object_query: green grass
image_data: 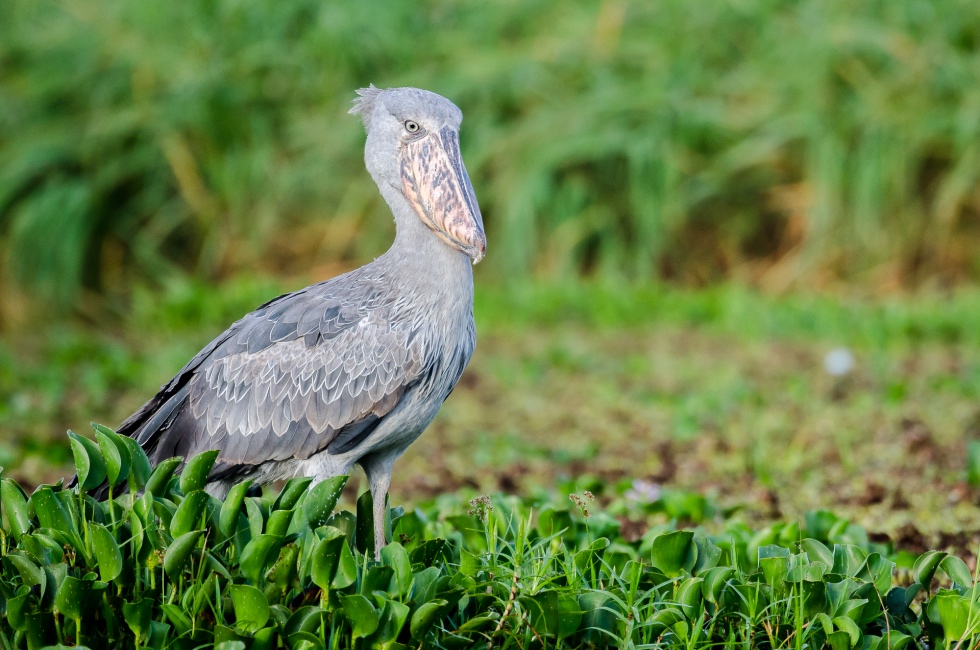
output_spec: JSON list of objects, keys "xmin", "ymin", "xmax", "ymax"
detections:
[
  {"xmin": 2, "ymin": 439, "xmax": 980, "ymax": 649},
  {"xmin": 2, "ymin": 0, "xmax": 980, "ymax": 312}
]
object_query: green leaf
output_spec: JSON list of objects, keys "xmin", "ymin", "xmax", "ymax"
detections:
[
  {"xmin": 333, "ymin": 539, "xmax": 358, "ymax": 589},
  {"xmin": 366, "ymin": 600, "xmax": 410, "ymax": 645},
  {"xmin": 913, "ymin": 550, "xmax": 947, "ymax": 588},
  {"xmin": 91, "ymin": 523, "xmax": 124, "ymax": 582},
  {"xmin": 230, "ymin": 584, "xmax": 270, "ymax": 634},
  {"xmin": 164, "ymin": 530, "xmax": 205, "ymax": 579},
  {"xmin": 121, "ymin": 436, "xmax": 153, "ymax": 490},
  {"xmin": 180, "ymin": 450, "xmax": 219, "ymax": 495},
  {"xmin": 246, "ymin": 497, "xmax": 268, "ymax": 537},
  {"xmin": 7, "ymin": 593, "xmax": 32, "ymax": 632},
  {"xmin": 940, "ymin": 555, "xmax": 973, "ymax": 587},
  {"xmin": 30, "ymin": 487, "xmax": 78, "ymax": 541},
  {"xmin": 381, "ymin": 542, "xmax": 412, "ymax": 598},
  {"xmin": 304, "ymin": 476, "xmax": 349, "ymax": 528},
  {"xmin": 93, "ymin": 424, "xmax": 131, "ymax": 488},
  {"xmin": 827, "ymin": 630, "xmax": 852, "ymax": 650},
  {"xmin": 265, "ymin": 509, "xmax": 294, "ymax": 537},
  {"xmin": 311, "ymin": 527, "xmax": 346, "ymax": 591},
  {"xmin": 170, "ymin": 490, "xmax": 209, "ymax": 538},
  {"xmin": 219, "ymin": 480, "xmax": 252, "ymax": 537},
  {"xmin": 934, "ymin": 591, "xmax": 972, "ymax": 642},
  {"xmin": 271, "ymin": 544, "xmax": 300, "ymax": 590},
  {"xmin": 857, "ymin": 553, "xmax": 895, "ymax": 594},
  {"xmin": 240, "ymin": 534, "xmax": 283, "ymax": 585},
  {"xmin": 123, "ymin": 599, "xmax": 153, "ymax": 642},
  {"xmin": 69, "ymin": 431, "xmax": 107, "ymax": 491},
  {"xmin": 215, "ymin": 642, "xmax": 246, "ymax": 650},
  {"xmin": 649, "ymin": 530, "xmax": 696, "ymax": 577},
  {"xmin": 145, "ymin": 457, "xmax": 182, "ymax": 497},
  {"xmin": 525, "ymin": 590, "xmax": 559, "ymax": 636},
  {"xmin": 341, "ymin": 594, "xmax": 380, "ymax": 641},
  {"xmin": 5, "ymin": 554, "xmax": 45, "ymax": 591},
  {"xmin": 801, "ymin": 538, "xmax": 834, "ymax": 566},
  {"xmin": 355, "ymin": 489, "xmax": 376, "ymax": 556},
  {"xmin": 273, "ymin": 476, "xmax": 313, "ymax": 511},
  {"xmin": 55, "ymin": 576, "xmax": 91, "ymax": 620},
  {"xmin": 1, "ymin": 478, "xmax": 31, "ymax": 537},
  {"xmin": 701, "ymin": 566, "xmax": 735, "ymax": 604},
  {"xmin": 410, "ymin": 599, "xmax": 448, "ymax": 640},
  {"xmin": 288, "ymin": 632, "xmax": 325, "ymax": 650},
  {"xmin": 833, "ymin": 616, "xmax": 862, "ymax": 647}
]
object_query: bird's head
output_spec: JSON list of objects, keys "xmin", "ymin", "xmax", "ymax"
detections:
[{"xmin": 351, "ymin": 85, "xmax": 486, "ymax": 264}]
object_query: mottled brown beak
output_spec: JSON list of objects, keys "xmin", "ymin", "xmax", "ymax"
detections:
[{"xmin": 401, "ymin": 126, "xmax": 486, "ymax": 263}]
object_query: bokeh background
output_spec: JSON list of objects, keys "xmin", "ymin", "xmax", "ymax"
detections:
[{"xmin": 2, "ymin": 0, "xmax": 980, "ymax": 547}]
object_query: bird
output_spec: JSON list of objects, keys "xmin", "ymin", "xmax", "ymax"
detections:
[{"xmin": 103, "ymin": 86, "xmax": 485, "ymax": 557}]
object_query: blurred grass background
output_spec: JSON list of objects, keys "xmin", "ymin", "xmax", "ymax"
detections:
[
  {"xmin": 2, "ymin": 0, "xmax": 980, "ymax": 311},
  {"xmin": 2, "ymin": 0, "xmax": 980, "ymax": 538}
]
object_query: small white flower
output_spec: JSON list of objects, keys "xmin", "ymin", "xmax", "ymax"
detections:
[
  {"xmin": 824, "ymin": 347, "xmax": 855, "ymax": 376},
  {"xmin": 624, "ymin": 479, "xmax": 661, "ymax": 504}
]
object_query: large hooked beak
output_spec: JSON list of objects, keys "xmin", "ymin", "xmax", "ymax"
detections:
[{"xmin": 401, "ymin": 126, "xmax": 486, "ymax": 264}]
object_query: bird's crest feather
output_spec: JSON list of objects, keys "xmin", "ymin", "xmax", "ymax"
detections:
[{"xmin": 349, "ymin": 84, "xmax": 383, "ymax": 129}]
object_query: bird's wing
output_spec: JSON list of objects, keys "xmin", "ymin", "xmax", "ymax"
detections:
[{"xmin": 146, "ymin": 280, "xmax": 427, "ymax": 476}]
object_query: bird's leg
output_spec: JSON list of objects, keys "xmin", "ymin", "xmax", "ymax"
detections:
[{"xmin": 362, "ymin": 457, "xmax": 393, "ymax": 561}]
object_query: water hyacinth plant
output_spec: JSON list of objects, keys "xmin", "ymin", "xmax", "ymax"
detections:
[{"xmin": 0, "ymin": 425, "xmax": 979, "ymax": 649}]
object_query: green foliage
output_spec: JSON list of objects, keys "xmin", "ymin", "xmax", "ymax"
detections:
[
  {"xmin": 2, "ymin": 0, "xmax": 980, "ymax": 310},
  {"xmin": 2, "ymin": 428, "xmax": 980, "ymax": 648}
]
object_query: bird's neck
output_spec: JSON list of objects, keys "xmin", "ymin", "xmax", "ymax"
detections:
[{"xmin": 376, "ymin": 184, "xmax": 474, "ymax": 302}]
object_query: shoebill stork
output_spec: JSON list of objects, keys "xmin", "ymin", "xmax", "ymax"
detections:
[{"xmin": 112, "ymin": 86, "xmax": 485, "ymax": 556}]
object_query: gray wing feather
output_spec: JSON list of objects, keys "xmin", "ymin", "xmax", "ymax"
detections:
[{"xmin": 178, "ymin": 285, "xmax": 424, "ymax": 469}]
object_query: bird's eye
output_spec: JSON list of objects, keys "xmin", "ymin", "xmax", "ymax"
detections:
[{"xmin": 404, "ymin": 120, "xmax": 420, "ymax": 133}]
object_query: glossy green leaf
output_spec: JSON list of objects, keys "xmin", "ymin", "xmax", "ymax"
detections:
[
  {"xmin": 525, "ymin": 590, "xmax": 559, "ymax": 636},
  {"xmin": 69, "ymin": 431, "xmax": 107, "ymax": 491},
  {"xmin": 341, "ymin": 594, "xmax": 379, "ymax": 641},
  {"xmin": 180, "ymin": 449, "xmax": 219, "ymax": 495},
  {"xmin": 333, "ymin": 539, "xmax": 358, "ymax": 589},
  {"xmin": 30, "ymin": 487, "xmax": 77, "ymax": 539},
  {"xmin": 366, "ymin": 599, "xmax": 410, "ymax": 645},
  {"xmin": 266, "ymin": 509, "xmax": 293, "ymax": 537},
  {"xmin": 288, "ymin": 632, "xmax": 325, "ymax": 650},
  {"xmin": 123, "ymin": 598, "xmax": 153, "ymax": 641},
  {"xmin": 940, "ymin": 555, "xmax": 973, "ymax": 587},
  {"xmin": 1, "ymin": 478, "xmax": 31, "ymax": 537},
  {"xmin": 273, "ymin": 476, "xmax": 313, "ymax": 511},
  {"xmin": 91, "ymin": 523, "xmax": 123, "ymax": 581},
  {"xmin": 801, "ymin": 537, "xmax": 834, "ymax": 566},
  {"xmin": 215, "ymin": 642, "xmax": 246, "ymax": 650},
  {"xmin": 833, "ymin": 615, "xmax": 862, "ymax": 647},
  {"xmin": 219, "ymin": 480, "xmax": 252, "ymax": 537},
  {"xmin": 271, "ymin": 544, "xmax": 300, "ymax": 590},
  {"xmin": 240, "ymin": 534, "xmax": 283, "ymax": 585},
  {"xmin": 55, "ymin": 576, "xmax": 90, "ymax": 620},
  {"xmin": 145, "ymin": 457, "xmax": 182, "ymax": 497},
  {"xmin": 410, "ymin": 599, "xmax": 448, "ymax": 640},
  {"xmin": 381, "ymin": 541, "xmax": 412, "ymax": 597},
  {"xmin": 246, "ymin": 497, "xmax": 268, "ymax": 537},
  {"xmin": 230, "ymin": 584, "xmax": 270, "ymax": 633},
  {"xmin": 121, "ymin": 436, "xmax": 153, "ymax": 490},
  {"xmin": 914, "ymin": 550, "xmax": 947, "ymax": 588},
  {"xmin": 355, "ymin": 489, "xmax": 376, "ymax": 556},
  {"xmin": 5, "ymin": 554, "xmax": 45, "ymax": 591},
  {"xmin": 310, "ymin": 527, "xmax": 346, "ymax": 591},
  {"xmin": 93, "ymin": 424, "xmax": 131, "ymax": 488},
  {"xmin": 650, "ymin": 530, "xmax": 696, "ymax": 577},
  {"xmin": 170, "ymin": 490, "xmax": 209, "ymax": 538},
  {"xmin": 304, "ymin": 476, "xmax": 349, "ymax": 528},
  {"xmin": 164, "ymin": 530, "xmax": 204, "ymax": 579}
]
